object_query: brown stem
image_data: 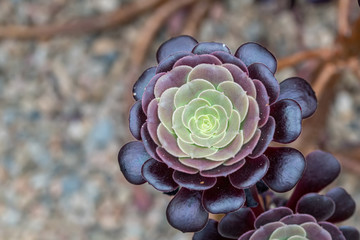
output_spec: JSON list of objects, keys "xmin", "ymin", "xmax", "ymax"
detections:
[
  {"xmin": 250, "ymin": 186, "xmax": 264, "ymax": 217},
  {"xmin": 312, "ymin": 62, "xmax": 338, "ymax": 99}
]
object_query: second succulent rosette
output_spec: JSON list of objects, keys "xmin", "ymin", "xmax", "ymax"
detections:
[{"xmin": 118, "ymin": 35, "xmax": 318, "ymax": 232}]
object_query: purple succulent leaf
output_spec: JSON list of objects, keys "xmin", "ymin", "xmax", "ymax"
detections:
[
  {"xmin": 296, "ymin": 193, "xmax": 335, "ymax": 221},
  {"xmin": 173, "ymin": 54, "xmax": 222, "ymax": 68},
  {"xmin": 200, "ymin": 159, "xmax": 246, "ymax": 178},
  {"xmin": 202, "ymin": 177, "xmax": 245, "ymax": 214},
  {"xmin": 339, "ymin": 226, "xmax": 360, "ymax": 240},
  {"xmin": 278, "ymin": 77, "xmax": 317, "ymax": 119},
  {"xmin": 287, "ymin": 151, "xmax": 340, "ymax": 210},
  {"xmin": 140, "ymin": 123, "xmax": 161, "ymax": 161},
  {"xmin": 248, "ymin": 117, "xmax": 275, "ymax": 159},
  {"xmin": 133, "ymin": 66, "xmax": 156, "ymax": 101},
  {"xmin": 141, "ymin": 72, "xmax": 165, "ymax": 114},
  {"xmin": 279, "ymin": 213, "xmax": 316, "ymax": 224},
  {"xmin": 156, "ymin": 35, "xmax": 198, "ymax": 63},
  {"xmin": 263, "ymin": 147, "xmax": 305, "ymax": 193},
  {"xmin": 179, "ymin": 158, "xmax": 223, "ymax": 171},
  {"xmin": 326, "ymin": 187, "xmax": 356, "ymax": 223},
  {"xmin": 129, "ymin": 100, "xmax": 146, "ymax": 140},
  {"xmin": 253, "ymin": 80, "xmax": 270, "ymax": 127},
  {"xmin": 156, "ymin": 51, "xmax": 193, "ymax": 73},
  {"xmin": 211, "ymin": 51, "xmax": 248, "ymax": 74},
  {"xmin": 301, "ymin": 222, "xmax": 333, "ymax": 240},
  {"xmin": 222, "ymin": 63, "xmax": 256, "ymax": 98},
  {"xmin": 193, "ymin": 219, "xmax": 232, "ymax": 240},
  {"xmin": 141, "ymin": 158, "xmax": 178, "ymax": 192},
  {"xmin": 270, "ymin": 99, "xmax": 302, "ymax": 143},
  {"xmin": 166, "ymin": 188, "xmax": 208, "ymax": 232},
  {"xmin": 319, "ymin": 222, "xmax": 346, "ymax": 240},
  {"xmin": 192, "ymin": 42, "xmax": 231, "ymax": 55},
  {"xmin": 254, "ymin": 207, "xmax": 293, "ymax": 228},
  {"xmin": 172, "ymin": 171, "xmax": 217, "ymax": 191},
  {"xmin": 146, "ymin": 99, "xmax": 160, "ymax": 145},
  {"xmin": 229, "ymin": 155, "xmax": 270, "ymax": 189},
  {"xmin": 235, "ymin": 42, "xmax": 277, "ymax": 74},
  {"xmin": 248, "ymin": 63, "xmax": 279, "ymax": 104},
  {"xmin": 118, "ymin": 141, "xmax": 150, "ymax": 185},
  {"xmin": 238, "ymin": 230, "xmax": 255, "ymax": 240},
  {"xmin": 156, "ymin": 147, "xmax": 198, "ymax": 174},
  {"xmin": 218, "ymin": 208, "xmax": 256, "ymax": 239},
  {"xmin": 251, "ymin": 222, "xmax": 285, "ymax": 239}
]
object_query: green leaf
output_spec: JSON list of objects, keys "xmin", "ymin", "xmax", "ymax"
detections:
[
  {"xmin": 172, "ymin": 106, "xmax": 193, "ymax": 144},
  {"xmin": 158, "ymin": 87, "xmax": 178, "ymax": 133},
  {"xmin": 198, "ymin": 89, "xmax": 233, "ymax": 117},
  {"xmin": 174, "ymin": 79, "xmax": 214, "ymax": 108}
]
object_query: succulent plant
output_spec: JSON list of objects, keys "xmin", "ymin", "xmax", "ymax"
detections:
[
  {"xmin": 193, "ymin": 151, "xmax": 359, "ymax": 240},
  {"xmin": 118, "ymin": 35, "xmax": 318, "ymax": 232}
]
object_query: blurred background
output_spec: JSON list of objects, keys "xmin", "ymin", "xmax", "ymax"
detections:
[{"xmin": 0, "ymin": 0, "xmax": 359, "ymax": 239}]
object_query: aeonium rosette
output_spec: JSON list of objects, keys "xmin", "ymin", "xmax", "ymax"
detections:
[{"xmin": 118, "ymin": 35, "xmax": 318, "ymax": 232}]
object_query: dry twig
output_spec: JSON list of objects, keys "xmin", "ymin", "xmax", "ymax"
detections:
[{"xmin": 182, "ymin": 0, "xmax": 212, "ymax": 36}]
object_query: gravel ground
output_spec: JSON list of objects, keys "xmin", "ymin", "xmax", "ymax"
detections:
[{"xmin": 0, "ymin": 0, "xmax": 359, "ymax": 239}]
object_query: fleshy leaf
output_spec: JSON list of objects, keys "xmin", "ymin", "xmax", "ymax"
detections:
[
  {"xmin": 129, "ymin": 100, "xmax": 146, "ymax": 140},
  {"xmin": 188, "ymin": 64, "xmax": 234, "ymax": 87},
  {"xmin": 141, "ymin": 72, "xmax": 165, "ymax": 114},
  {"xmin": 301, "ymin": 223, "xmax": 333, "ymax": 239},
  {"xmin": 179, "ymin": 157, "xmax": 223, "ymax": 171},
  {"xmin": 141, "ymin": 123, "xmax": 161, "ymax": 161},
  {"xmin": 206, "ymin": 133, "xmax": 244, "ymax": 161},
  {"xmin": 212, "ymin": 110, "xmax": 241, "ymax": 148},
  {"xmin": 157, "ymin": 123, "xmax": 187, "ymax": 157},
  {"xmin": 118, "ymin": 141, "xmax": 150, "ymax": 185},
  {"xmin": 174, "ymin": 79, "xmax": 215, "ymax": 108},
  {"xmin": 263, "ymin": 147, "xmax": 305, "ymax": 192},
  {"xmin": 177, "ymin": 138, "xmax": 217, "ymax": 159},
  {"xmin": 249, "ymin": 116, "xmax": 275, "ymax": 159},
  {"xmin": 229, "ymin": 155, "xmax": 269, "ymax": 189},
  {"xmin": 254, "ymin": 207, "xmax": 293, "ymax": 228},
  {"xmin": 269, "ymin": 225, "xmax": 306, "ymax": 239},
  {"xmin": 156, "ymin": 52, "xmax": 192, "ymax": 73},
  {"xmin": 158, "ymin": 87, "xmax": 178, "ymax": 133},
  {"xmin": 218, "ymin": 208, "xmax": 256, "ymax": 239},
  {"xmin": 172, "ymin": 171, "xmax": 216, "ymax": 191},
  {"xmin": 193, "ymin": 219, "xmax": 231, "ymax": 240},
  {"xmin": 166, "ymin": 188, "xmax": 208, "ymax": 232},
  {"xmin": 239, "ymin": 231, "xmax": 255, "ymax": 240},
  {"xmin": 250, "ymin": 222, "xmax": 285, "ymax": 240},
  {"xmin": 242, "ymin": 97, "xmax": 260, "ymax": 143},
  {"xmin": 133, "ymin": 67, "xmax": 156, "ymax": 100},
  {"xmin": 211, "ymin": 51, "xmax": 248, "ymax": 74},
  {"xmin": 318, "ymin": 222, "xmax": 346, "ymax": 240},
  {"xmin": 142, "ymin": 159, "xmax": 178, "ymax": 192},
  {"xmin": 200, "ymin": 159, "xmax": 246, "ymax": 177},
  {"xmin": 198, "ymin": 90, "xmax": 233, "ymax": 117},
  {"xmin": 174, "ymin": 54, "xmax": 222, "ymax": 68},
  {"xmin": 235, "ymin": 42, "xmax": 277, "ymax": 73},
  {"xmin": 326, "ymin": 187, "xmax": 356, "ymax": 223},
  {"xmin": 192, "ymin": 42, "xmax": 231, "ymax": 55},
  {"xmin": 296, "ymin": 193, "xmax": 335, "ymax": 221},
  {"xmin": 202, "ymin": 177, "xmax": 245, "ymax": 214},
  {"xmin": 183, "ymin": 98, "xmax": 211, "ymax": 128},
  {"xmin": 280, "ymin": 213, "xmax": 316, "ymax": 224},
  {"xmin": 222, "ymin": 63, "xmax": 256, "ymax": 98},
  {"xmin": 156, "ymin": 35, "xmax": 198, "ymax": 63},
  {"xmin": 172, "ymin": 106, "xmax": 193, "ymax": 143},
  {"xmin": 147, "ymin": 99, "xmax": 161, "ymax": 145},
  {"xmin": 156, "ymin": 147, "xmax": 198, "ymax": 174},
  {"xmin": 339, "ymin": 226, "xmax": 360, "ymax": 240},
  {"xmin": 253, "ymin": 80, "xmax": 270, "ymax": 127}
]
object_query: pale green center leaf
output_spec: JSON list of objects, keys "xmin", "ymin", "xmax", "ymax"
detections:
[
  {"xmin": 174, "ymin": 79, "xmax": 214, "ymax": 108},
  {"xmin": 198, "ymin": 89, "xmax": 233, "ymax": 117},
  {"xmin": 269, "ymin": 225, "xmax": 307, "ymax": 240}
]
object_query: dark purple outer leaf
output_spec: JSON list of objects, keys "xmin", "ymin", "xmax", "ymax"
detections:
[
  {"xmin": 118, "ymin": 141, "xmax": 150, "ymax": 185},
  {"xmin": 156, "ymin": 147, "xmax": 198, "ymax": 174},
  {"xmin": 248, "ymin": 63, "xmax": 279, "ymax": 104},
  {"xmin": 140, "ymin": 123, "xmax": 160, "ymax": 161},
  {"xmin": 218, "ymin": 208, "xmax": 256, "ymax": 239},
  {"xmin": 270, "ymin": 99, "xmax": 302, "ymax": 143},
  {"xmin": 238, "ymin": 231, "xmax": 255, "ymax": 240},
  {"xmin": 142, "ymin": 159, "xmax": 178, "ymax": 192},
  {"xmin": 263, "ymin": 147, "xmax": 305, "ymax": 192},
  {"xmin": 172, "ymin": 171, "xmax": 216, "ymax": 191},
  {"xmin": 326, "ymin": 187, "xmax": 356, "ymax": 223},
  {"xmin": 193, "ymin": 219, "xmax": 231, "ymax": 240},
  {"xmin": 280, "ymin": 213, "xmax": 316, "ymax": 225},
  {"xmin": 156, "ymin": 52, "xmax": 192, "ymax": 73},
  {"xmin": 173, "ymin": 54, "xmax": 222, "ymax": 68},
  {"xmin": 202, "ymin": 177, "xmax": 245, "ymax": 214},
  {"xmin": 296, "ymin": 193, "xmax": 335, "ymax": 221},
  {"xmin": 200, "ymin": 159, "xmax": 246, "ymax": 177},
  {"xmin": 166, "ymin": 188, "xmax": 208, "ymax": 233},
  {"xmin": 156, "ymin": 35, "xmax": 198, "ymax": 63},
  {"xmin": 287, "ymin": 150, "xmax": 340, "ymax": 210},
  {"xmin": 229, "ymin": 155, "xmax": 270, "ymax": 189},
  {"xmin": 235, "ymin": 42, "xmax": 277, "ymax": 74},
  {"xmin": 319, "ymin": 222, "xmax": 346, "ymax": 240},
  {"xmin": 278, "ymin": 77, "xmax": 317, "ymax": 119},
  {"xmin": 249, "ymin": 116, "xmax": 275, "ymax": 159},
  {"xmin": 133, "ymin": 67, "xmax": 156, "ymax": 101},
  {"xmin": 211, "ymin": 51, "xmax": 248, "ymax": 74},
  {"xmin": 129, "ymin": 100, "xmax": 146, "ymax": 140},
  {"xmin": 192, "ymin": 42, "xmax": 231, "ymax": 55},
  {"xmin": 339, "ymin": 226, "xmax": 360, "ymax": 240},
  {"xmin": 254, "ymin": 207, "xmax": 293, "ymax": 229}
]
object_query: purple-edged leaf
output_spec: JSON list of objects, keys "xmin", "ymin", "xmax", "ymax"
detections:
[
  {"xmin": 249, "ymin": 117, "xmax": 275, "ymax": 159},
  {"xmin": 278, "ymin": 77, "xmax": 317, "ymax": 119},
  {"xmin": 222, "ymin": 63, "xmax": 256, "ymax": 98},
  {"xmin": 142, "ymin": 159, "xmax": 178, "ymax": 192},
  {"xmin": 211, "ymin": 51, "xmax": 248, "ymax": 74},
  {"xmin": 173, "ymin": 54, "xmax": 222, "ymax": 68},
  {"xmin": 146, "ymin": 99, "xmax": 160, "ymax": 145},
  {"xmin": 319, "ymin": 222, "xmax": 346, "ymax": 240},
  {"xmin": 193, "ymin": 219, "xmax": 231, "ymax": 240},
  {"xmin": 118, "ymin": 141, "xmax": 150, "ymax": 185},
  {"xmin": 192, "ymin": 42, "xmax": 231, "ymax": 55},
  {"xmin": 141, "ymin": 73, "xmax": 165, "ymax": 114},
  {"xmin": 263, "ymin": 147, "xmax": 305, "ymax": 192},
  {"xmin": 235, "ymin": 42, "xmax": 277, "ymax": 73},
  {"xmin": 129, "ymin": 100, "xmax": 146, "ymax": 140},
  {"xmin": 173, "ymin": 171, "xmax": 216, "ymax": 191},
  {"xmin": 133, "ymin": 67, "xmax": 156, "ymax": 101},
  {"xmin": 296, "ymin": 193, "xmax": 335, "ymax": 221},
  {"xmin": 140, "ymin": 123, "xmax": 160, "ymax": 161},
  {"xmin": 179, "ymin": 158, "xmax": 223, "ymax": 171},
  {"xmin": 339, "ymin": 226, "xmax": 360, "ymax": 240},
  {"xmin": 248, "ymin": 63, "xmax": 279, "ymax": 104},
  {"xmin": 253, "ymin": 80, "xmax": 270, "ymax": 127},
  {"xmin": 326, "ymin": 187, "xmax": 356, "ymax": 223},
  {"xmin": 302, "ymin": 222, "xmax": 333, "ymax": 240},
  {"xmin": 200, "ymin": 159, "xmax": 246, "ymax": 177},
  {"xmin": 166, "ymin": 188, "xmax": 208, "ymax": 232},
  {"xmin": 287, "ymin": 151, "xmax": 340, "ymax": 210},
  {"xmin": 156, "ymin": 147, "xmax": 198, "ymax": 174},
  {"xmin": 254, "ymin": 207, "xmax": 293, "ymax": 228},
  {"xmin": 279, "ymin": 213, "xmax": 316, "ymax": 224},
  {"xmin": 218, "ymin": 208, "xmax": 256, "ymax": 239},
  {"xmin": 202, "ymin": 177, "xmax": 245, "ymax": 214},
  {"xmin": 238, "ymin": 230, "xmax": 255, "ymax": 240},
  {"xmin": 156, "ymin": 35, "xmax": 198, "ymax": 63},
  {"xmin": 229, "ymin": 155, "xmax": 269, "ymax": 189},
  {"xmin": 270, "ymin": 99, "xmax": 302, "ymax": 143},
  {"xmin": 156, "ymin": 52, "xmax": 192, "ymax": 73}
]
